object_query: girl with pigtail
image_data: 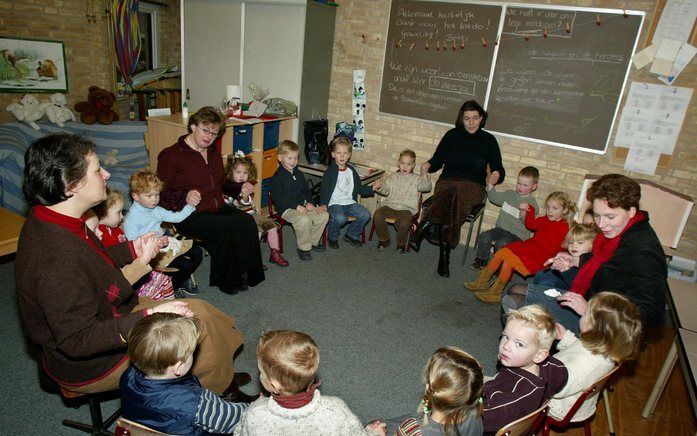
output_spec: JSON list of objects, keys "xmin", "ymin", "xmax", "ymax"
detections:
[
  {"xmin": 225, "ymin": 152, "xmax": 289, "ymax": 267},
  {"xmin": 374, "ymin": 346, "xmax": 484, "ymax": 435}
]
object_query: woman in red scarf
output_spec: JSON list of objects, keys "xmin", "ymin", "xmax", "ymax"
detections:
[{"xmin": 503, "ymin": 174, "xmax": 668, "ymax": 334}]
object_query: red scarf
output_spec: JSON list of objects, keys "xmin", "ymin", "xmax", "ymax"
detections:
[
  {"xmin": 570, "ymin": 211, "xmax": 645, "ymax": 296},
  {"xmin": 272, "ymin": 381, "xmax": 321, "ymax": 409},
  {"xmin": 34, "ymin": 205, "xmax": 115, "ymax": 267}
]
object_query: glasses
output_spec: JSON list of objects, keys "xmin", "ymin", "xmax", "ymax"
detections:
[{"xmin": 198, "ymin": 125, "xmax": 220, "ymax": 137}]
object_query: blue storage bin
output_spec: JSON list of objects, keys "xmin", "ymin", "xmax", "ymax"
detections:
[
  {"xmin": 263, "ymin": 121, "xmax": 280, "ymax": 151},
  {"xmin": 233, "ymin": 125, "xmax": 254, "ymax": 155},
  {"xmin": 261, "ymin": 179, "xmax": 272, "ymax": 207}
]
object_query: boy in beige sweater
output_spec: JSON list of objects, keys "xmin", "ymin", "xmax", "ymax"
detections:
[{"xmin": 373, "ymin": 149, "xmax": 432, "ymax": 252}]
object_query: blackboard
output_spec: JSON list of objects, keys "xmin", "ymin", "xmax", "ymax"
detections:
[
  {"xmin": 379, "ymin": 0, "xmax": 503, "ymax": 125},
  {"xmin": 378, "ymin": 1, "xmax": 644, "ymax": 154},
  {"xmin": 485, "ymin": 6, "xmax": 643, "ymax": 153}
]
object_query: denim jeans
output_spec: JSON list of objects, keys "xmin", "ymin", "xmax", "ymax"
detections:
[
  {"xmin": 524, "ymin": 283, "xmax": 581, "ymax": 334},
  {"xmin": 474, "ymin": 227, "xmax": 521, "ymax": 262},
  {"xmin": 533, "ymin": 268, "xmax": 578, "ymax": 290},
  {"xmin": 327, "ymin": 203, "xmax": 371, "ymax": 241}
]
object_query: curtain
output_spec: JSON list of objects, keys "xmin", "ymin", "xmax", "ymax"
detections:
[{"xmin": 111, "ymin": 0, "xmax": 141, "ymax": 88}]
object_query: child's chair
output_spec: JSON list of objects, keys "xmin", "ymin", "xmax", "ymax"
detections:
[
  {"xmin": 115, "ymin": 417, "xmax": 166, "ymax": 435},
  {"xmin": 495, "ymin": 401, "xmax": 548, "ymax": 436},
  {"xmin": 368, "ymin": 193, "xmax": 423, "ymax": 252},
  {"xmin": 541, "ymin": 364, "xmax": 621, "ymax": 436},
  {"xmin": 267, "ymin": 191, "xmax": 328, "ymax": 252}
]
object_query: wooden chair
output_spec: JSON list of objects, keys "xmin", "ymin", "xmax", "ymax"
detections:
[
  {"xmin": 115, "ymin": 417, "xmax": 167, "ymax": 435},
  {"xmin": 460, "ymin": 202, "xmax": 486, "ymax": 264},
  {"xmin": 541, "ymin": 365, "xmax": 621, "ymax": 436},
  {"xmin": 367, "ymin": 193, "xmax": 423, "ymax": 252},
  {"xmin": 495, "ymin": 401, "xmax": 548, "ymax": 436}
]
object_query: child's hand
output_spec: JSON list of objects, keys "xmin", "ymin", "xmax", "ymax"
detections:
[
  {"xmin": 488, "ymin": 170, "xmax": 500, "ymax": 187},
  {"xmin": 317, "ymin": 205, "xmax": 327, "ymax": 213},
  {"xmin": 372, "ymin": 179, "xmax": 383, "ymax": 191},
  {"xmin": 186, "ymin": 189, "xmax": 201, "ymax": 207},
  {"xmin": 519, "ymin": 202, "xmax": 530, "ymax": 211},
  {"xmin": 306, "ymin": 203, "xmax": 315, "ymax": 211},
  {"xmin": 241, "ymin": 182, "xmax": 255, "ymax": 197},
  {"xmin": 157, "ymin": 236, "xmax": 169, "ymax": 249},
  {"xmin": 365, "ymin": 421, "xmax": 387, "ymax": 436},
  {"xmin": 555, "ymin": 322, "xmax": 566, "ymax": 340},
  {"xmin": 134, "ymin": 236, "xmax": 159, "ymax": 264},
  {"xmin": 545, "ymin": 252, "xmax": 573, "ymax": 272},
  {"xmin": 421, "ymin": 170, "xmax": 430, "ymax": 180},
  {"xmin": 420, "ymin": 162, "xmax": 431, "ymax": 174},
  {"xmin": 558, "ymin": 292, "xmax": 588, "ymax": 316},
  {"xmin": 296, "ymin": 205, "xmax": 307, "ymax": 213}
]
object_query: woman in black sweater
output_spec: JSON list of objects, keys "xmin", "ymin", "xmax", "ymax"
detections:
[{"xmin": 411, "ymin": 100, "xmax": 505, "ymax": 277}]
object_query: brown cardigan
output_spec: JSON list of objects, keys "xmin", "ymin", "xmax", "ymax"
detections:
[{"xmin": 15, "ymin": 212, "xmax": 146, "ymax": 386}]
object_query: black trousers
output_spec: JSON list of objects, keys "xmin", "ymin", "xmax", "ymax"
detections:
[{"xmin": 166, "ymin": 245, "xmax": 203, "ymax": 289}]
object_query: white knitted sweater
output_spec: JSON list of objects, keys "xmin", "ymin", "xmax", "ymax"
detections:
[{"xmin": 233, "ymin": 390, "xmax": 373, "ymax": 436}]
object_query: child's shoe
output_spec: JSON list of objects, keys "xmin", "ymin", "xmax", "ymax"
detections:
[
  {"xmin": 469, "ymin": 258, "xmax": 487, "ymax": 270},
  {"xmin": 464, "ymin": 268, "xmax": 494, "ymax": 292},
  {"xmin": 377, "ymin": 240, "xmax": 390, "ymax": 251},
  {"xmin": 312, "ymin": 243, "xmax": 326, "ymax": 252},
  {"xmin": 475, "ymin": 280, "xmax": 506, "ymax": 304},
  {"xmin": 269, "ymin": 249, "xmax": 289, "ymax": 266},
  {"xmin": 328, "ymin": 239, "xmax": 340, "ymax": 249},
  {"xmin": 176, "ymin": 278, "xmax": 200, "ymax": 297},
  {"xmin": 343, "ymin": 234, "xmax": 363, "ymax": 247},
  {"xmin": 296, "ymin": 248, "xmax": 313, "ymax": 261},
  {"xmin": 396, "ymin": 245, "xmax": 406, "ymax": 253}
]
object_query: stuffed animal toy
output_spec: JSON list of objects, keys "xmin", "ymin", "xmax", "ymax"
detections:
[
  {"xmin": 40, "ymin": 93, "xmax": 76, "ymax": 128},
  {"xmin": 103, "ymin": 149, "xmax": 119, "ymax": 166},
  {"xmin": 74, "ymin": 85, "xmax": 120, "ymax": 125},
  {"xmin": 6, "ymin": 94, "xmax": 44, "ymax": 130}
]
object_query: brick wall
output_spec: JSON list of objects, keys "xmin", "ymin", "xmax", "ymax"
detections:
[
  {"xmin": 328, "ymin": 0, "xmax": 697, "ymax": 258},
  {"xmin": 0, "ymin": 0, "xmax": 180, "ymax": 122}
]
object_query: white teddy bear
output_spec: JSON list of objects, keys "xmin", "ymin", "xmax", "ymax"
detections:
[
  {"xmin": 40, "ymin": 93, "xmax": 76, "ymax": 128},
  {"xmin": 6, "ymin": 94, "xmax": 44, "ymax": 130}
]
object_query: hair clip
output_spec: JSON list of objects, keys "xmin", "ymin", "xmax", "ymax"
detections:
[
  {"xmin": 478, "ymin": 397, "xmax": 484, "ymax": 405},
  {"xmin": 421, "ymin": 398, "xmax": 431, "ymax": 415},
  {"xmin": 234, "ymin": 150, "xmax": 247, "ymax": 159}
]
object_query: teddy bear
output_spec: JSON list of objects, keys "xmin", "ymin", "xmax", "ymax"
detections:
[
  {"xmin": 74, "ymin": 85, "xmax": 120, "ymax": 125},
  {"xmin": 6, "ymin": 94, "xmax": 45, "ymax": 131},
  {"xmin": 40, "ymin": 93, "xmax": 76, "ymax": 128}
]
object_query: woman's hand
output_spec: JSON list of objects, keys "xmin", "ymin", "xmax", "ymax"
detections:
[
  {"xmin": 545, "ymin": 252, "xmax": 574, "ymax": 272},
  {"xmin": 150, "ymin": 300, "xmax": 194, "ymax": 317},
  {"xmin": 557, "ymin": 292, "xmax": 588, "ymax": 316},
  {"xmin": 305, "ymin": 203, "xmax": 315, "ymax": 211},
  {"xmin": 420, "ymin": 162, "xmax": 431, "ymax": 174},
  {"xmin": 133, "ymin": 232, "xmax": 160, "ymax": 259},
  {"xmin": 296, "ymin": 205, "xmax": 307, "ymax": 213},
  {"xmin": 241, "ymin": 182, "xmax": 255, "ymax": 198},
  {"xmin": 186, "ymin": 189, "xmax": 201, "ymax": 207},
  {"xmin": 488, "ymin": 170, "xmax": 500, "ymax": 187}
]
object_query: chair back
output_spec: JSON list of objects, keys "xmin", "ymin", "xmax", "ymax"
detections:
[
  {"xmin": 495, "ymin": 401, "xmax": 549, "ymax": 436},
  {"xmin": 115, "ymin": 417, "xmax": 167, "ymax": 436},
  {"xmin": 548, "ymin": 364, "xmax": 621, "ymax": 427},
  {"xmin": 267, "ymin": 191, "xmax": 276, "ymax": 216}
]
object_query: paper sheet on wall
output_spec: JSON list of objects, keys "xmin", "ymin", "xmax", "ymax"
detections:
[
  {"xmin": 652, "ymin": 0, "xmax": 697, "ymax": 44},
  {"xmin": 650, "ymin": 38, "xmax": 683, "ymax": 75},
  {"xmin": 658, "ymin": 42, "xmax": 697, "ymax": 85},
  {"xmin": 633, "ymin": 44, "xmax": 658, "ymax": 69},
  {"xmin": 624, "ymin": 141, "xmax": 662, "ymax": 175},
  {"xmin": 615, "ymin": 82, "xmax": 693, "ymax": 157}
]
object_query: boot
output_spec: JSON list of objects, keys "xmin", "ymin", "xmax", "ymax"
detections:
[
  {"xmin": 269, "ymin": 249, "xmax": 289, "ymax": 267},
  {"xmin": 475, "ymin": 280, "xmax": 506, "ymax": 304},
  {"xmin": 409, "ymin": 221, "xmax": 431, "ymax": 253},
  {"xmin": 464, "ymin": 268, "xmax": 494, "ymax": 291},
  {"xmin": 437, "ymin": 230, "xmax": 450, "ymax": 277}
]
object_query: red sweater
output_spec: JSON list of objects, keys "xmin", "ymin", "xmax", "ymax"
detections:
[
  {"xmin": 504, "ymin": 206, "xmax": 569, "ymax": 274},
  {"xmin": 99, "ymin": 224, "xmax": 128, "ymax": 247}
]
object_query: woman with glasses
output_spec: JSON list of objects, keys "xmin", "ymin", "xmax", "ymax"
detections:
[
  {"xmin": 157, "ymin": 106, "xmax": 264, "ymax": 294},
  {"xmin": 410, "ymin": 100, "xmax": 505, "ymax": 278}
]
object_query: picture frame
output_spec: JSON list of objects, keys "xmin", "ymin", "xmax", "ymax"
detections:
[{"xmin": 0, "ymin": 36, "xmax": 68, "ymax": 93}]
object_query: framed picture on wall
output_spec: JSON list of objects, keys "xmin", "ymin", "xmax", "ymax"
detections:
[{"xmin": 0, "ymin": 36, "xmax": 68, "ymax": 93}]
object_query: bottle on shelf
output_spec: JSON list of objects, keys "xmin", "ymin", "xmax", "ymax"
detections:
[{"xmin": 182, "ymin": 100, "xmax": 189, "ymax": 119}]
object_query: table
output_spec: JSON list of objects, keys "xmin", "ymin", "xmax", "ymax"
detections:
[
  {"xmin": 0, "ymin": 207, "xmax": 26, "ymax": 257},
  {"xmin": 297, "ymin": 162, "xmax": 385, "ymax": 186},
  {"xmin": 642, "ymin": 278, "xmax": 697, "ymax": 418}
]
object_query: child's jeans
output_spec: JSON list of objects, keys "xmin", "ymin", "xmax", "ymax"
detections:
[
  {"xmin": 533, "ymin": 267, "xmax": 578, "ymax": 290},
  {"xmin": 475, "ymin": 227, "xmax": 521, "ymax": 261},
  {"xmin": 327, "ymin": 203, "xmax": 371, "ymax": 241}
]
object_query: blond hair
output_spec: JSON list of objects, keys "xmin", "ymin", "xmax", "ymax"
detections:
[
  {"xmin": 129, "ymin": 170, "xmax": 164, "ymax": 195},
  {"xmin": 581, "ymin": 292, "xmax": 642, "ymax": 362},
  {"xmin": 330, "ymin": 136, "xmax": 351, "ymax": 152},
  {"xmin": 226, "ymin": 155, "xmax": 258, "ymax": 184},
  {"xmin": 545, "ymin": 191, "xmax": 577, "ymax": 223},
  {"xmin": 257, "ymin": 330, "xmax": 319, "ymax": 394},
  {"xmin": 278, "ymin": 140, "xmax": 300, "ymax": 156},
  {"xmin": 399, "ymin": 149, "xmax": 416, "ymax": 161},
  {"xmin": 420, "ymin": 347, "xmax": 483, "ymax": 434},
  {"xmin": 562, "ymin": 223, "xmax": 598, "ymax": 249},
  {"xmin": 127, "ymin": 313, "xmax": 201, "ymax": 376},
  {"xmin": 93, "ymin": 187, "xmax": 125, "ymax": 219},
  {"xmin": 506, "ymin": 305, "xmax": 556, "ymax": 350}
]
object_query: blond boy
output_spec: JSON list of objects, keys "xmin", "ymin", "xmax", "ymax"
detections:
[
  {"xmin": 120, "ymin": 313, "xmax": 248, "ymax": 434},
  {"xmin": 269, "ymin": 141, "xmax": 329, "ymax": 261},
  {"xmin": 482, "ymin": 305, "xmax": 568, "ymax": 433},
  {"xmin": 233, "ymin": 330, "xmax": 386, "ymax": 436}
]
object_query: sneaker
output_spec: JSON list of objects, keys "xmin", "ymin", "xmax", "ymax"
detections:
[
  {"xmin": 343, "ymin": 234, "xmax": 363, "ymax": 247},
  {"xmin": 469, "ymin": 258, "xmax": 488, "ymax": 270},
  {"xmin": 177, "ymin": 278, "xmax": 200, "ymax": 296},
  {"xmin": 377, "ymin": 240, "xmax": 390, "ymax": 251},
  {"xmin": 328, "ymin": 239, "xmax": 340, "ymax": 249},
  {"xmin": 269, "ymin": 249, "xmax": 289, "ymax": 266},
  {"xmin": 297, "ymin": 248, "xmax": 313, "ymax": 261},
  {"xmin": 396, "ymin": 245, "xmax": 406, "ymax": 253},
  {"xmin": 312, "ymin": 243, "xmax": 326, "ymax": 252}
]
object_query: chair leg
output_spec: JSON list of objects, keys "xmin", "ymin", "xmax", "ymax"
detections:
[
  {"xmin": 361, "ymin": 227, "xmax": 366, "ymax": 243},
  {"xmin": 368, "ymin": 222, "xmax": 375, "ymax": 241},
  {"xmin": 62, "ymin": 396, "xmax": 120, "ymax": 436},
  {"xmin": 584, "ymin": 420, "xmax": 592, "ymax": 436},
  {"xmin": 603, "ymin": 389, "xmax": 615, "ymax": 436},
  {"xmin": 462, "ymin": 220, "xmax": 475, "ymax": 265},
  {"xmin": 542, "ymin": 419, "xmax": 552, "ymax": 436}
]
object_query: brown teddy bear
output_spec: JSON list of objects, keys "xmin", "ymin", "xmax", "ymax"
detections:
[{"xmin": 74, "ymin": 86, "xmax": 120, "ymax": 125}]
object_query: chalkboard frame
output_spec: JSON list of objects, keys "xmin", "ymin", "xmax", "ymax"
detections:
[{"xmin": 484, "ymin": 4, "xmax": 645, "ymax": 154}]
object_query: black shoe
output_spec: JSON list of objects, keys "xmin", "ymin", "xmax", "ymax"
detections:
[
  {"xmin": 221, "ymin": 284, "xmax": 248, "ymax": 294},
  {"xmin": 312, "ymin": 243, "xmax": 326, "ymax": 252},
  {"xmin": 470, "ymin": 258, "xmax": 487, "ymax": 270},
  {"xmin": 377, "ymin": 240, "xmax": 390, "ymax": 251},
  {"xmin": 409, "ymin": 221, "xmax": 431, "ymax": 252},
  {"xmin": 328, "ymin": 239, "xmax": 339, "ymax": 249},
  {"xmin": 396, "ymin": 245, "xmax": 406, "ymax": 254},
  {"xmin": 297, "ymin": 248, "xmax": 313, "ymax": 261},
  {"xmin": 177, "ymin": 278, "xmax": 200, "ymax": 296},
  {"xmin": 343, "ymin": 234, "xmax": 363, "ymax": 247}
]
